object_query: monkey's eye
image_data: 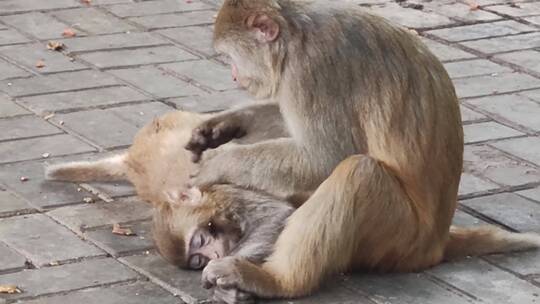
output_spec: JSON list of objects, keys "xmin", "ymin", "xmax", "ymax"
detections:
[{"xmin": 207, "ymin": 221, "xmax": 217, "ymax": 237}]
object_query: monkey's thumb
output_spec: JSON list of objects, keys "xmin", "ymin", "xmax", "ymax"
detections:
[{"xmin": 444, "ymin": 225, "xmax": 540, "ymax": 261}]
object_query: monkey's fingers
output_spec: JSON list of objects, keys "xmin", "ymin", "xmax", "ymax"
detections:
[{"xmin": 213, "ymin": 287, "xmax": 254, "ymax": 304}]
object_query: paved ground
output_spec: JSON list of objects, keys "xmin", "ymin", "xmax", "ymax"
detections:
[{"xmin": 0, "ymin": 0, "xmax": 540, "ymax": 303}]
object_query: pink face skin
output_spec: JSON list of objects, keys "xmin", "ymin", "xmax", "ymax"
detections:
[{"xmin": 186, "ymin": 225, "xmax": 232, "ymax": 270}]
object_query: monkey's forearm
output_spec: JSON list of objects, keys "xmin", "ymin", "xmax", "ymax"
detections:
[{"xmin": 194, "ymin": 138, "xmax": 322, "ymax": 199}]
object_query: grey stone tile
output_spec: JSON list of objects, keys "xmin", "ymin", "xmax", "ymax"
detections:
[
  {"xmin": 426, "ymin": 2, "xmax": 502, "ymax": 22},
  {"xmin": 84, "ymin": 221, "xmax": 154, "ymax": 256},
  {"xmin": 0, "ymin": 187, "xmax": 35, "ymax": 217},
  {"xmin": 0, "ymin": 29, "xmax": 31, "ymax": 46},
  {"xmin": 444, "ymin": 59, "xmax": 512, "ymax": 79},
  {"xmin": 521, "ymin": 90, "xmax": 540, "ymax": 103},
  {"xmin": 121, "ymin": 253, "xmax": 209, "ymax": 301},
  {"xmin": 0, "ymin": 242, "xmax": 27, "ymax": 273},
  {"xmin": 106, "ymin": 0, "xmax": 213, "ymax": 18},
  {"xmin": 367, "ymin": 3, "xmax": 454, "ymax": 29},
  {"xmin": 60, "ymin": 32, "xmax": 169, "ymax": 53},
  {"xmin": 0, "ymin": 134, "xmax": 96, "ymax": 164},
  {"xmin": 491, "ymin": 136, "xmax": 540, "ymax": 166},
  {"xmin": 486, "ymin": 3, "xmax": 540, "ymax": 17},
  {"xmin": 169, "ymin": 90, "xmax": 252, "ymax": 113},
  {"xmin": 346, "ymin": 273, "xmax": 474, "ymax": 304},
  {"xmin": 461, "ymin": 193, "xmax": 540, "ymax": 232},
  {"xmin": 47, "ymin": 197, "xmax": 152, "ymax": 232},
  {"xmin": 53, "ymin": 109, "xmax": 140, "ymax": 149},
  {"xmin": 109, "ymin": 66, "xmax": 204, "ymax": 98},
  {"xmin": 109, "ymin": 102, "xmax": 174, "ymax": 128},
  {"xmin": 161, "ymin": 60, "xmax": 236, "ymax": 91},
  {"xmin": 128, "ymin": 11, "xmax": 216, "ymax": 30},
  {"xmin": 0, "ymin": 116, "xmax": 61, "ymax": 141},
  {"xmin": 463, "ymin": 121, "xmax": 523, "ymax": 144},
  {"xmin": 78, "ymin": 46, "xmax": 198, "ymax": 69},
  {"xmin": 52, "ymin": 7, "xmax": 136, "ymax": 35},
  {"xmin": 458, "ymin": 173, "xmax": 499, "ymax": 196},
  {"xmin": 452, "ymin": 209, "xmax": 489, "ymax": 227},
  {"xmin": 486, "ymin": 250, "xmax": 540, "ymax": 277},
  {"xmin": 496, "ymin": 49, "xmax": 540, "ymax": 74},
  {"xmin": 0, "ymin": 0, "xmax": 81, "ymax": 14},
  {"xmin": 0, "ymin": 58, "xmax": 30, "ymax": 80},
  {"xmin": 0, "ymin": 43, "xmax": 87, "ymax": 74},
  {"xmin": 156, "ymin": 26, "xmax": 215, "ymax": 57},
  {"xmin": 17, "ymin": 86, "xmax": 149, "ymax": 115},
  {"xmin": 0, "ymin": 258, "xmax": 138, "ymax": 300},
  {"xmin": 467, "ymin": 94, "xmax": 540, "ymax": 132},
  {"xmin": 0, "ymin": 70, "xmax": 121, "ymax": 97},
  {"xmin": 87, "ymin": 0, "xmax": 132, "ymax": 4},
  {"xmin": 460, "ymin": 105, "xmax": 487, "ymax": 123},
  {"xmin": 0, "ymin": 158, "xmax": 97, "ymax": 209},
  {"xmin": 0, "ymin": 214, "xmax": 104, "ymax": 266},
  {"xmin": 428, "ymin": 20, "xmax": 535, "ymax": 42},
  {"xmin": 462, "ymin": 32, "xmax": 540, "ymax": 54},
  {"xmin": 526, "ymin": 16, "xmax": 540, "ymax": 26},
  {"xmin": 0, "ymin": 96, "xmax": 30, "ymax": 117},
  {"xmin": 428, "ymin": 258, "xmax": 540, "ymax": 304},
  {"xmin": 18, "ymin": 281, "xmax": 181, "ymax": 304},
  {"xmin": 464, "ymin": 144, "xmax": 540, "ymax": 187},
  {"xmin": 517, "ymin": 187, "xmax": 540, "ymax": 203},
  {"xmin": 453, "ymin": 72, "xmax": 540, "ymax": 98},
  {"xmin": 0, "ymin": 12, "xmax": 72, "ymax": 40}
]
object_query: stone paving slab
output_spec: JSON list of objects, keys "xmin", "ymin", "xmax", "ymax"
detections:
[
  {"xmin": 463, "ymin": 121, "xmax": 523, "ymax": 144},
  {"xmin": 0, "ymin": 214, "xmax": 104, "ymax": 266},
  {"xmin": 461, "ymin": 192, "xmax": 540, "ymax": 232},
  {"xmin": 0, "ymin": 258, "xmax": 138, "ymax": 301},
  {"xmin": 47, "ymin": 196, "xmax": 152, "ymax": 232},
  {"xmin": 0, "ymin": 187, "xmax": 35, "ymax": 218},
  {"xmin": 427, "ymin": 20, "xmax": 536, "ymax": 42},
  {"xmin": 427, "ymin": 258, "xmax": 540, "ymax": 304},
  {"xmin": 106, "ymin": 0, "xmax": 212, "ymax": 18},
  {"xmin": 0, "ymin": 12, "xmax": 73, "ymax": 40},
  {"xmin": 84, "ymin": 221, "xmax": 154, "ymax": 257},
  {"xmin": 18, "ymin": 281, "xmax": 183, "ymax": 304},
  {"xmin": 0, "ymin": 59, "xmax": 31, "ymax": 81},
  {"xmin": 0, "ymin": 241, "xmax": 27, "ymax": 273},
  {"xmin": 52, "ymin": 7, "xmax": 136, "ymax": 35}
]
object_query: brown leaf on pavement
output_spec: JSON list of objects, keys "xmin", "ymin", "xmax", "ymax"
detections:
[
  {"xmin": 35, "ymin": 60, "xmax": 45, "ymax": 68},
  {"xmin": 112, "ymin": 223, "xmax": 136, "ymax": 236},
  {"xmin": 0, "ymin": 285, "xmax": 22, "ymax": 294},
  {"xmin": 466, "ymin": 0, "xmax": 480, "ymax": 10},
  {"xmin": 62, "ymin": 28, "xmax": 77, "ymax": 37},
  {"xmin": 47, "ymin": 41, "xmax": 65, "ymax": 51}
]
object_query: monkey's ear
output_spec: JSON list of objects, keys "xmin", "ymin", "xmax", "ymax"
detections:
[
  {"xmin": 246, "ymin": 14, "xmax": 280, "ymax": 42},
  {"xmin": 179, "ymin": 187, "xmax": 203, "ymax": 206}
]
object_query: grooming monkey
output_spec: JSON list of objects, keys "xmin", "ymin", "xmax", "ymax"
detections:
[{"xmin": 176, "ymin": 0, "xmax": 540, "ymax": 301}]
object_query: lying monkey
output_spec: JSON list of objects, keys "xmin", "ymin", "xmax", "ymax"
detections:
[{"xmin": 47, "ymin": 106, "xmax": 540, "ymax": 304}]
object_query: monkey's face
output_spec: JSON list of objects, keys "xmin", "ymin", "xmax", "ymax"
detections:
[
  {"xmin": 185, "ymin": 220, "xmax": 240, "ymax": 270},
  {"xmin": 214, "ymin": 1, "xmax": 282, "ymax": 98}
]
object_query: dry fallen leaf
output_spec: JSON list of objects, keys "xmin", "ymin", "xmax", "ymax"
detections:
[
  {"xmin": 19, "ymin": 176, "xmax": 29, "ymax": 182},
  {"xmin": 83, "ymin": 197, "xmax": 94, "ymax": 204},
  {"xmin": 112, "ymin": 223, "xmax": 136, "ymax": 236},
  {"xmin": 42, "ymin": 153, "xmax": 51, "ymax": 158},
  {"xmin": 466, "ymin": 0, "xmax": 479, "ymax": 10},
  {"xmin": 47, "ymin": 41, "xmax": 65, "ymax": 51},
  {"xmin": 0, "ymin": 285, "xmax": 22, "ymax": 294},
  {"xmin": 35, "ymin": 60, "xmax": 45, "ymax": 68},
  {"xmin": 81, "ymin": 0, "xmax": 91, "ymax": 4},
  {"xmin": 62, "ymin": 28, "xmax": 77, "ymax": 37}
]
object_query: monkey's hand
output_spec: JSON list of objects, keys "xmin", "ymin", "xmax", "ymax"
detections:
[
  {"xmin": 186, "ymin": 114, "xmax": 247, "ymax": 163},
  {"xmin": 212, "ymin": 287, "xmax": 254, "ymax": 304},
  {"xmin": 202, "ymin": 257, "xmax": 247, "ymax": 290}
]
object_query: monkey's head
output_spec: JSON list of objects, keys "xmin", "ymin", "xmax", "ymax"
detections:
[
  {"xmin": 152, "ymin": 185, "xmax": 250, "ymax": 270},
  {"xmin": 213, "ymin": 0, "xmax": 286, "ymax": 98}
]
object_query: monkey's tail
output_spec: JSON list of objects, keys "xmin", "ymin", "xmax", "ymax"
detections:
[
  {"xmin": 45, "ymin": 153, "xmax": 128, "ymax": 182},
  {"xmin": 444, "ymin": 225, "xmax": 540, "ymax": 261}
]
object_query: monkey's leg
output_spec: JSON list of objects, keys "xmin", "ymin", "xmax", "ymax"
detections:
[
  {"xmin": 186, "ymin": 102, "xmax": 280, "ymax": 161},
  {"xmin": 203, "ymin": 155, "xmax": 423, "ymax": 299}
]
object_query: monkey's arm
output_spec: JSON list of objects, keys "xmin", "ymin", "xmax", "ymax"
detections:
[
  {"xmin": 186, "ymin": 102, "xmax": 284, "ymax": 162},
  {"xmin": 191, "ymin": 138, "xmax": 322, "ymax": 199}
]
